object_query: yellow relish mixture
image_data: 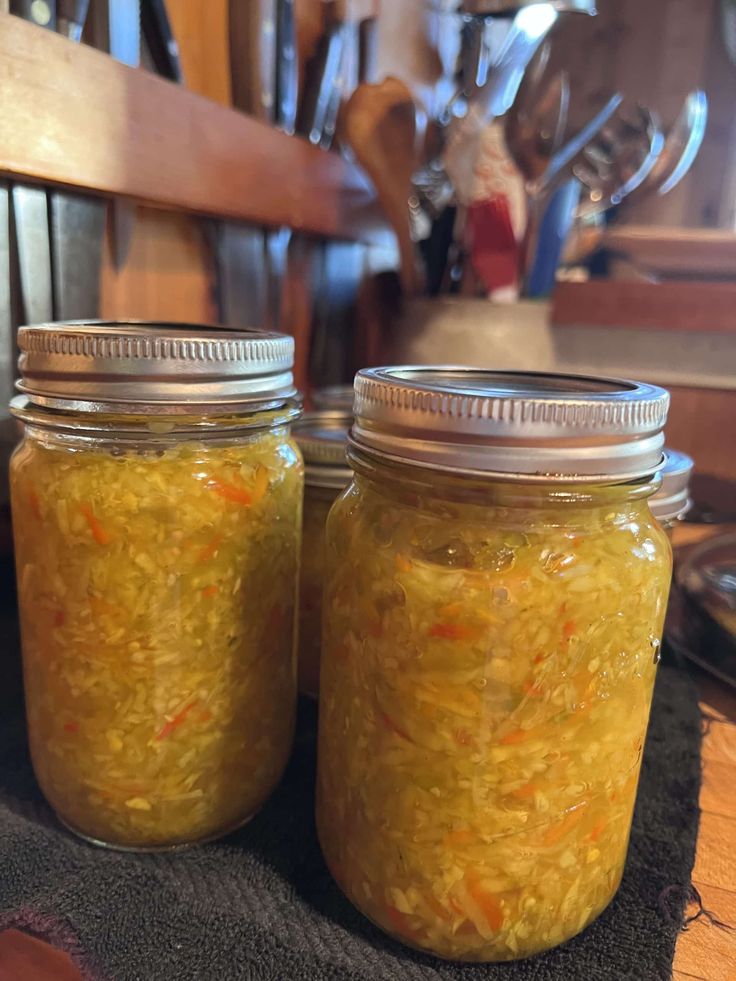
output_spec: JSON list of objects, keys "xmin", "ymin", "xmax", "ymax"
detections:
[
  {"xmin": 11, "ymin": 420, "xmax": 303, "ymax": 849},
  {"xmin": 317, "ymin": 464, "xmax": 671, "ymax": 960}
]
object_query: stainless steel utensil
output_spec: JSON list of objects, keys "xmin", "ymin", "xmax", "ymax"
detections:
[
  {"xmin": 276, "ymin": 0, "xmax": 298, "ymax": 134},
  {"xmin": 0, "ymin": 182, "xmax": 14, "ymax": 412},
  {"xmin": 518, "ymin": 93, "xmax": 624, "ymax": 295},
  {"xmin": 230, "ymin": 0, "xmax": 277, "ymax": 120},
  {"xmin": 50, "ymin": 191, "xmax": 106, "ymax": 320},
  {"xmin": 574, "ymin": 106, "xmax": 664, "ymax": 218},
  {"xmin": 56, "ymin": 0, "xmax": 89, "ymax": 39},
  {"xmin": 12, "ymin": 184, "xmax": 53, "ymax": 324},
  {"xmin": 565, "ymin": 91, "xmax": 707, "ymax": 265},
  {"xmin": 462, "ymin": 1, "xmax": 595, "ymax": 12}
]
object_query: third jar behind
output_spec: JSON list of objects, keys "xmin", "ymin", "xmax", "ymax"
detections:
[{"xmin": 293, "ymin": 411, "xmax": 352, "ymax": 697}]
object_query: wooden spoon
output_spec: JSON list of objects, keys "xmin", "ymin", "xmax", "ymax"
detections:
[{"xmin": 340, "ymin": 77, "xmax": 424, "ymax": 296}]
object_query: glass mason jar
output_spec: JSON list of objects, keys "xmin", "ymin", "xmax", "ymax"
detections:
[
  {"xmin": 10, "ymin": 322, "xmax": 303, "ymax": 851},
  {"xmin": 649, "ymin": 449, "xmax": 693, "ymax": 539},
  {"xmin": 293, "ymin": 411, "xmax": 352, "ymax": 698},
  {"xmin": 316, "ymin": 368, "xmax": 672, "ymax": 962},
  {"xmin": 311, "ymin": 385, "xmax": 354, "ymax": 412}
]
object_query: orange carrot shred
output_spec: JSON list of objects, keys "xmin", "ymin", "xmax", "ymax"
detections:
[
  {"xmin": 465, "ymin": 873, "xmax": 504, "ymax": 932},
  {"xmin": 394, "ymin": 554, "xmax": 413, "ymax": 573},
  {"xmin": 79, "ymin": 503, "xmax": 112, "ymax": 545},
  {"xmin": 205, "ymin": 477, "xmax": 253, "ymax": 506},
  {"xmin": 155, "ymin": 700, "xmax": 197, "ymax": 742},
  {"xmin": 201, "ymin": 585, "xmax": 219, "ymax": 599},
  {"xmin": 53, "ymin": 611, "xmax": 65, "ymax": 628},
  {"xmin": 512, "ymin": 782, "xmax": 536, "ymax": 799},
  {"xmin": 523, "ymin": 679, "xmax": 544, "ymax": 697},
  {"xmin": 196, "ymin": 535, "xmax": 224, "ymax": 563},
  {"xmin": 385, "ymin": 906, "xmax": 419, "ymax": 939},
  {"xmin": 563, "ymin": 619, "xmax": 576, "ymax": 639},
  {"xmin": 588, "ymin": 820, "xmax": 607, "ymax": 842},
  {"xmin": 29, "ymin": 490, "xmax": 42, "ymax": 520},
  {"xmin": 63, "ymin": 722, "xmax": 79, "ymax": 735},
  {"xmin": 500, "ymin": 728, "xmax": 529, "ymax": 745},
  {"xmin": 429, "ymin": 622, "xmax": 478, "ymax": 641},
  {"xmin": 542, "ymin": 804, "xmax": 587, "ymax": 846},
  {"xmin": 379, "ymin": 711, "xmax": 412, "ymax": 743}
]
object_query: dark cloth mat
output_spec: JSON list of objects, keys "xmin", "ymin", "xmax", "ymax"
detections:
[{"xmin": 0, "ymin": 619, "xmax": 702, "ymax": 981}]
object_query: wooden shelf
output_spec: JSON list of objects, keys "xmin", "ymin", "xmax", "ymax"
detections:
[{"xmin": 0, "ymin": 14, "xmax": 383, "ymax": 241}]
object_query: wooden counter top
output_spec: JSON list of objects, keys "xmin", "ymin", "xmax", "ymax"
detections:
[{"xmin": 672, "ymin": 524, "xmax": 736, "ymax": 981}]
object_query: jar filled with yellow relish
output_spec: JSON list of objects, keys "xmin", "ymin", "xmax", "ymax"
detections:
[
  {"xmin": 649, "ymin": 449, "xmax": 693, "ymax": 539},
  {"xmin": 293, "ymin": 411, "xmax": 352, "ymax": 698},
  {"xmin": 316, "ymin": 368, "xmax": 672, "ymax": 961},
  {"xmin": 10, "ymin": 322, "xmax": 303, "ymax": 851}
]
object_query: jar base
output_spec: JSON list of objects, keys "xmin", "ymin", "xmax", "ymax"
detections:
[{"xmin": 56, "ymin": 807, "xmax": 261, "ymax": 853}]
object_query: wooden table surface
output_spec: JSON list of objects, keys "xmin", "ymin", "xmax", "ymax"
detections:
[{"xmin": 672, "ymin": 524, "xmax": 736, "ymax": 981}]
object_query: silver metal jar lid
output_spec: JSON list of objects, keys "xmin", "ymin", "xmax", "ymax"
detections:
[
  {"xmin": 650, "ymin": 449, "xmax": 693, "ymax": 522},
  {"xmin": 14, "ymin": 321, "xmax": 296, "ymax": 414},
  {"xmin": 293, "ymin": 411, "xmax": 352, "ymax": 489},
  {"xmin": 311, "ymin": 385, "xmax": 355, "ymax": 412},
  {"xmin": 352, "ymin": 367, "xmax": 670, "ymax": 482}
]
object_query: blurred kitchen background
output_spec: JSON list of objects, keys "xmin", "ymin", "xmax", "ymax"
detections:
[{"xmin": 1, "ymin": 0, "xmax": 736, "ymax": 494}]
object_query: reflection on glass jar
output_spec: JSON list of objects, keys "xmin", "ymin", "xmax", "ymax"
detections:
[
  {"xmin": 317, "ymin": 368, "xmax": 672, "ymax": 961},
  {"xmin": 649, "ymin": 448, "xmax": 693, "ymax": 540},
  {"xmin": 293, "ymin": 411, "xmax": 352, "ymax": 698},
  {"xmin": 10, "ymin": 323, "xmax": 303, "ymax": 851}
]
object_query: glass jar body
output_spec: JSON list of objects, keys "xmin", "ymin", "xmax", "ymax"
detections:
[
  {"xmin": 10, "ymin": 407, "xmax": 303, "ymax": 850},
  {"xmin": 316, "ymin": 453, "xmax": 672, "ymax": 961},
  {"xmin": 298, "ymin": 482, "xmax": 342, "ymax": 697}
]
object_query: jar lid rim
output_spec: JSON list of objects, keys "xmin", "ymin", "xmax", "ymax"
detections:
[
  {"xmin": 15, "ymin": 321, "xmax": 296, "ymax": 411},
  {"xmin": 352, "ymin": 366, "xmax": 670, "ymax": 480}
]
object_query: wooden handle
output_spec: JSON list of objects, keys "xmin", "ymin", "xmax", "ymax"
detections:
[{"xmin": 341, "ymin": 77, "xmax": 424, "ymax": 296}]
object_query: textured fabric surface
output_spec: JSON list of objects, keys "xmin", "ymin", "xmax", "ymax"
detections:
[{"xmin": 0, "ymin": 627, "xmax": 701, "ymax": 981}]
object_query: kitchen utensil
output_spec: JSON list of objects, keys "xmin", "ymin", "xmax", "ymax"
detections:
[
  {"xmin": 50, "ymin": 0, "xmax": 106, "ymax": 319},
  {"xmin": 526, "ymin": 103, "xmax": 661, "ymax": 294},
  {"xmin": 341, "ymin": 78, "xmax": 424, "ymax": 296},
  {"xmin": 564, "ymin": 92, "xmax": 706, "ymax": 266},
  {"xmin": 140, "ymin": 0, "xmax": 183, "ymax": 81},
  {"xmin": 9, "ymin": 0, "xmax": 56, "ymax": 27},
  {"xmin": 298, "ymin": 14, "xmax": 345, "ymax": 147},
  {"xmin": 230, "ymin": 0, "xmax": 277, "ymax": 120},
  {"xmin": 442, "ymin": 3, "xmax": 561, "ymax": 200},
  {"xmin": 11, "ymin": 183, "xmax": 53, "ymax": 324},
  {"xmin": 88, "ymin": 0, "xmax": 141, "ymax": 271},
  {"xmin": 462, "ymin": 1, "xmax": 595, "ymax": 11},
  {"xmin": 276, "ymin": 0, "xmax": 298, "ymax": 133},
  {"xmin": 10, "ymin": 1, "xmax": 55, "ymax": 326},
  {"xmin": 574, "ymin": 106, "xmax": 664, "ymax": 218},
  {"xmin": 56, "ymin": 0, "xmax": 89, "ymax": 39},
  {"xmin": 0, "ymin": 182, "xmax": 14, "ymax": 411},
  {"xmin": 517, "ymin": 93, "xmax": 623, "ymax": 295},
  {"xmin": 214, "ymin": 223, "xmax": 269, "ymax": 329},
  {"xmin": 50, "ymin": 191, "xmax": 106, "ymax": 320},
  {"xmin": 504, "ymin": 69, "xmax": 570, "ymax": 185}
]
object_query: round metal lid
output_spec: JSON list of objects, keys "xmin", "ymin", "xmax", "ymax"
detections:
[
  {"xmin": 293, "ymin": 410, "xmax": 352, "ymax": 489},
  {"xmin": 311, "ymin": 384, "xmax": 355, "ymax": 412},
  {"xmin": 15, "ymin": 321, "xmax": 296, "ymax": 413},
  {"xmin": 650, "ymin": 448, "xmax": 694, "ymax": 522},
  {"xmin": 352, "ymin": 367, "xmax": 670, "ymax": 481}
]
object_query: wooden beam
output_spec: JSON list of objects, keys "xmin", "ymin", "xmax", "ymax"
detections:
[{"xmin": 0, "ymin": 14, "xmax": 383, "ymax": 241}]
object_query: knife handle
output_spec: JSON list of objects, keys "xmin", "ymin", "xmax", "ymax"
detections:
[{"xmin": 10, "ymin": 0, "xmax": 56, "ymax": 29}]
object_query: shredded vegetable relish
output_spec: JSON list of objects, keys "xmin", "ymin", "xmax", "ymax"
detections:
[
  {"xmin": 317, "ymin": 462, "xmax": 671, "ymax": 960},
  {"xmin": 11, "ymin": 420, "xmax": 303, "ymax": 849}
]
